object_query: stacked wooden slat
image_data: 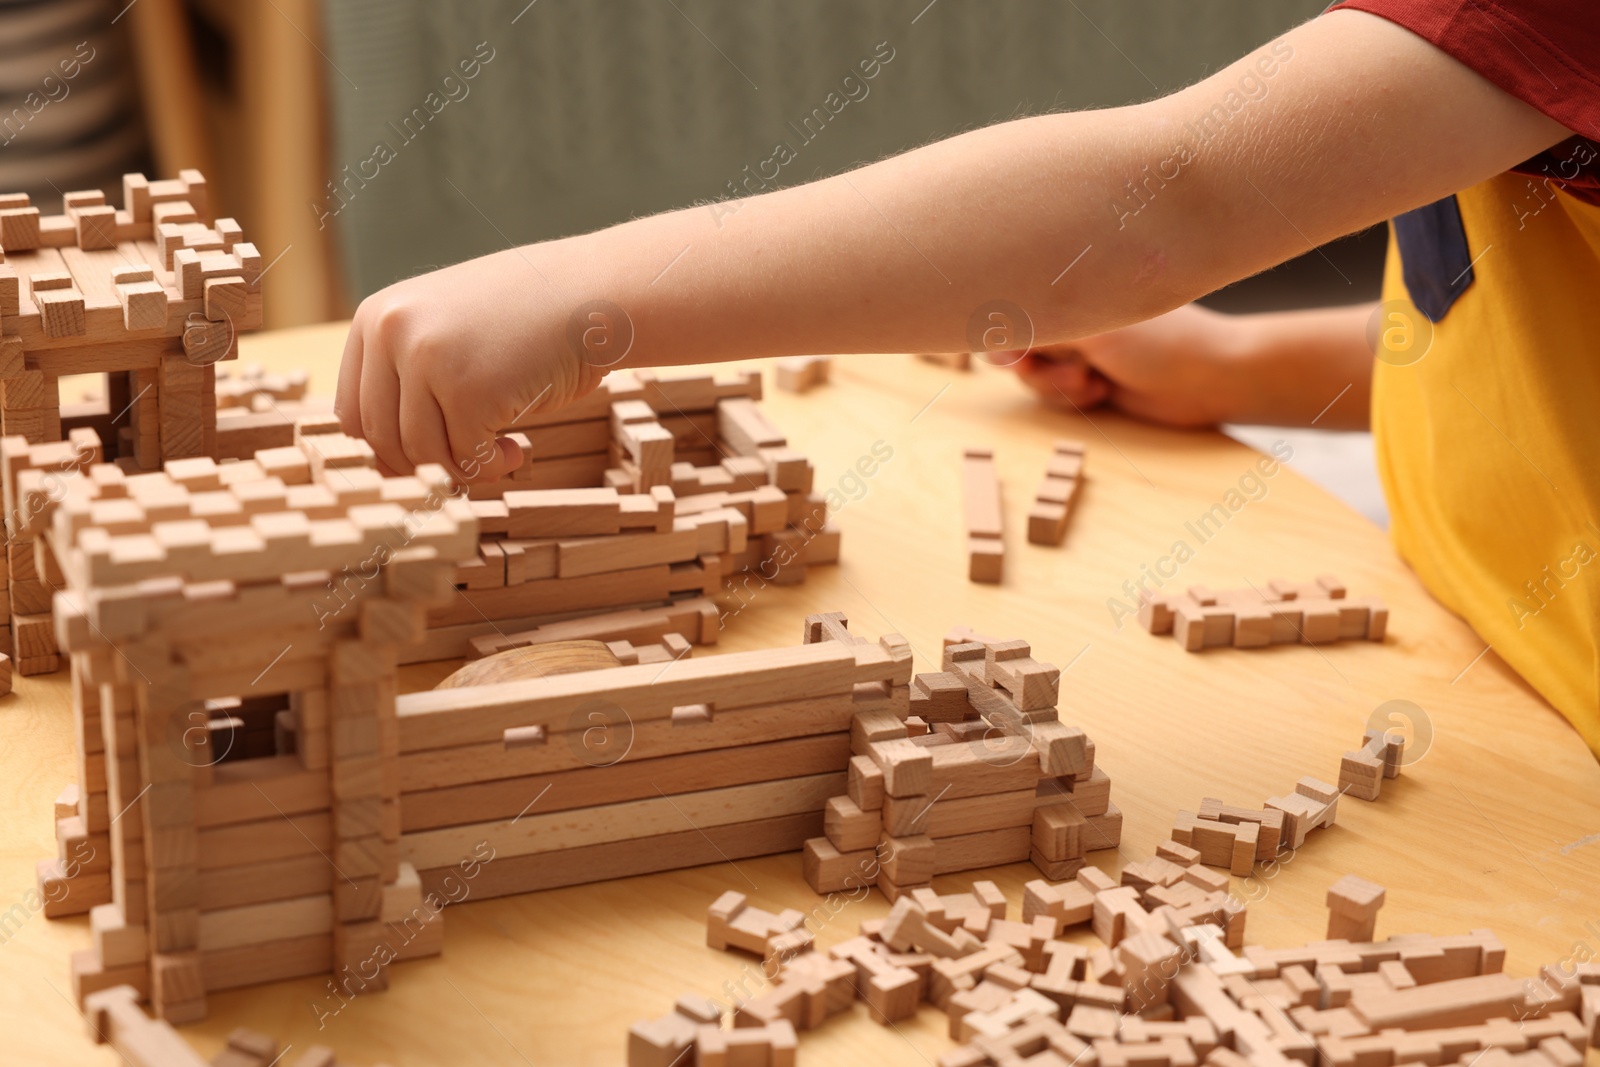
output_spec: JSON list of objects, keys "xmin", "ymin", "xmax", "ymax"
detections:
[
  {"xmin": 396, "ymin": 367, "xmax": 839, "ymax": 661},
  {"xmin": 25, "ymin": 441, "xmax": 476, "ymax": 1022},
  {"xmin": 803, "ymin": 622, "xmax": 1118, "ymax": 901},
  {"xmin": 0, "ymin": 427, "xmax": 102, "ymax": 673},
  {"xmin": 393, "ymin": 612, "xmax": 913, "ymax": 901},
  {"xmin": 1140, "ymin": 576, "xmax": 1388, "ymax": 651}
]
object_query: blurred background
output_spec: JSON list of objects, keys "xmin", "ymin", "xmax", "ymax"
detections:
[{"xmin": 1, "ymin": 0, "xmax": 1385, "ymax": 523}]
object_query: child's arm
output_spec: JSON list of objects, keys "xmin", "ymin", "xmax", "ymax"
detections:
[
  {"xmin": 1014, "ymin": 302, "xmax": 1377, "ymax": 430},
  {"xmin": 337, "ymin": 9, "xmax": 1568, "ymax": 478}
]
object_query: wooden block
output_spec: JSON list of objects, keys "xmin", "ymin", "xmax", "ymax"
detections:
[
  {"xmin": 1349, "ymin": 973, "xmax": 1527, "ymax": 1031},
  {"xmin": 1157, "ymin": 841, "xmax": 1201, "ymax": 867},
  {"xmin": 1033, "ymin": 804, "xmax": 1087, "ymax": 862},
  {"xmin": 629, "ymin": 1010, "xmax": 698, "ymax": 1066},
  {"xmin": 1119, "ymin": 929, "xmax": 1183, "ymax": 1010},
  {"xmin": 0, "ymin": 207, "xmax": 40, "ymax": 251},
  {"xmin": 1021, "ymin": 879, "xmax": 1094, "ymax": 935},
  {"xmin": 204, "ymin": 276, "xmax": 249, "ymax": 323},
  {"xmin": 1339, "ymin": 747, "xmax": 1384, "ymax": 802},
  {"xmin": 847, "ymin": 755, "xmax": 886, "ymax": 811},
  {"xmin": 800, "ymin": 831, "xmax": 876, "ymax": 895},
  {"xmin": 774, "ymin": 355, "xmax": 831, "ymax": 394},
  {"xmin": 36, "ymin": 288, "xmax": 86, "ymax": 338},
  {"xmin": 824, "ymin": 795, "xmax": 882, "ymax": 853},
  {"xmin": 878, "ymin": 833, "xmax": 935, "ymax": 886},
  {"xmin": 90, "ymin": 902, "xmax": 148, "ymax": 968},
  {"xmin": 870, "ymin": 738, "xmax": 933, "ymax": 797}
]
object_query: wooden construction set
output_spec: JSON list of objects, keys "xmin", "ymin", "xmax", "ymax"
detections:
[
  {"xmin": 27, "ymin": 414, "xmax": 901, "ymax": 1022},
  {"xmin": 802, "ymin": 620, "xmax": 1121, "ymax": 899},
  {"xmin": 628, "ymin": 872, "xmax": 1598, "ymax": 1067},
  {"xmin": 0, "ymin": 172, "xmax": 842, "ymax": 681}
]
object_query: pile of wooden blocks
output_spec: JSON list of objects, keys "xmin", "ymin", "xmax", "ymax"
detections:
[
  {"xmin": 802, "ymin": 623, "xmax": 1118, "ymax": 900},
  {"xmin": 1138, "ymin": 577, "xmax": 1388, "ymax": 651},
  {"xmin": 1169, "ymin": 727, "xmax": 1405, "ymax": 876},
  {"xmin": 630, "ymin": 876, "xmax": 1597, "ymax": 1067}
]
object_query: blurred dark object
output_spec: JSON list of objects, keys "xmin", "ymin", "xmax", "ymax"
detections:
[
  {"xmin": 1199, "ymin": 227, "xmax": 1387, "ymax": 313},
  {"xmin": 0, "ymin": 0, "xmax": 146, "ymax": 205}
]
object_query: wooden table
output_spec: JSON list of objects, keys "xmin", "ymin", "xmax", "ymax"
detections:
[{"xmin": 5, "ymin": 323, "xmax": 1598, "ymax": 1066}]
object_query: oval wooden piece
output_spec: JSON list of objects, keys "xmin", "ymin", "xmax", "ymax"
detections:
[{"xmin": 433, "ymin": 640, "xmax": 623, "ymax": 689}]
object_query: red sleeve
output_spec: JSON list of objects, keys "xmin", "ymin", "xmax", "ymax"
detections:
[{"xmin": 1329, "ymin": 0, "xmax": 1600, "ymax": 141}]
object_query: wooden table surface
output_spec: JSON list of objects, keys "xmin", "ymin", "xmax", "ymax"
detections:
[{"xmin": 4, "ymin": 323, "xmax": 1598, "ymax": 1067}]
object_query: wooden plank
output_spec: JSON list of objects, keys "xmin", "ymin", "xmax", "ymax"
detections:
[
  {"xmin": 196, "ymin": 893, "xmax": 332, "ymax": 951},
  {"xmin": 201, "ymin": 932, "xmax": 330, "ymax": 992},
  {"xmin": 197, "ymin": 855, "xmax": 332, "ymax": 912},
  {"xmin": 395, "ymin": 641, "xmax": 860, "ymax": 752},
  {"xmin": 415, "ymin": 811, "xmax": 820, "ymax": 901},
  {"xmin": 881, "ymin": 788, "xmax": 1036, "ymax": 838},
  {"xmin": 59, "ymin": 247, "xmax": 128, "ymax": 310},
  {"xmin": 556, "ymin": 524, "xmax": 700, "ymax": 578},
  {"xmin": 196, "ymin": 812, "xmax": 329, "ymax": 870},
  {"xmin": 192, "ymin": 756, "xmax": 329, "ymax": 828},
  {"xmin": 402, "ymin": 773, "xmax": 844, "ymax": 869},
  {"xmin": 934, "ymin": 824, "xmax": 1031, "ymax": 874},
  {"xmin": 400, "ymin": 732, "xmax": 850, "ymax": 831},
  {"xmin": 426, "ymin": 564, "xmax": 675, "ymax": 627},
  {"xmin": 1349, "ymin": 974, "xmax": 1527, "ymax": 1031},
  {"xmin": 398, "ymin": 691, "xmax": 868, "ymax": 790}
]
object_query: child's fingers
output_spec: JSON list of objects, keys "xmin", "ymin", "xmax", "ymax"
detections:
[
  {"xmin": 399, "ymin": 385, "xmax": 457, "ymax": 478},
  {"xmin": 443, "ymin": 412, "xmax": 520, "ymax": 484},
  {"xmin": 1015, "ymin": 349, "xmax": 1113, "ymax": 410},
  {"xmin": 334, "ymin": 322, "xmax": 365, "ymax": 439},
  {"xmin": 358, "ymin": 359, "xmax": 409, "ymax": 476}
]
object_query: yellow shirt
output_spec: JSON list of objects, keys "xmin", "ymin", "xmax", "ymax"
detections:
[{"xmin": 1373, "ymin": 172, "xmax": 1600, "ymax": 758}]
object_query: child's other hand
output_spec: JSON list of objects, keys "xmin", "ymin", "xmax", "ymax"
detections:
[
  {"xmin": 335, "ymin": 248, "xmax": 607, "ymax": 481},
  {"xmin": 1010, "ymin": 304, "xmax": 1242, "ymax": 429}
]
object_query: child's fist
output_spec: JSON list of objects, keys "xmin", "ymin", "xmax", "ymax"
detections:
[{"xmin": 335, "ymin": 247, "xmax": 609, "ymax": 480}]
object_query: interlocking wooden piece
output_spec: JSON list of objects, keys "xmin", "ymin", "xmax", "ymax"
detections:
[
  {"xmin": 962, "ymin": 447, "xmax": 1004, "ymax": 583},
  {"xmin": 706, "ymin": 891, "xmax": 813, "ymax": 962},
  {"xmin": 695, "ymin": 1019, "xmax": 797, "ymax": 1067},
  {"xmin": 1139, "ymin": 577, "xmax": 1388, "ymax": 652},
  {"xmin": 1027, "ymin": 440, "xmax": 1085, "ymax": 546}
]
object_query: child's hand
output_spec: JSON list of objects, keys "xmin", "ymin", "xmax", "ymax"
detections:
[
  {"xmin": 1010, "ymin": 305, "xmax": 1243, "ymax": 428},
  {"xmin": 335, "ymin": 248, "xmax": 608, "ymax": 480}
]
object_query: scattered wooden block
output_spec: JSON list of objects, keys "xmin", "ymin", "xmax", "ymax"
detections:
[
  {"xmin": 1326, "ymin": 874, "xmax": 1385, "ymax": 942},
  {"xmin": 774, "ymin": 355, "xmax": 831, "ymax": 393},
  {"xmin": 1026, "ymin": 440, "xmax": 1084, "ymax": 547},
  {"xmin": 962, "ymin": 447, "xmax": 1003, "ymax": 583}
]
